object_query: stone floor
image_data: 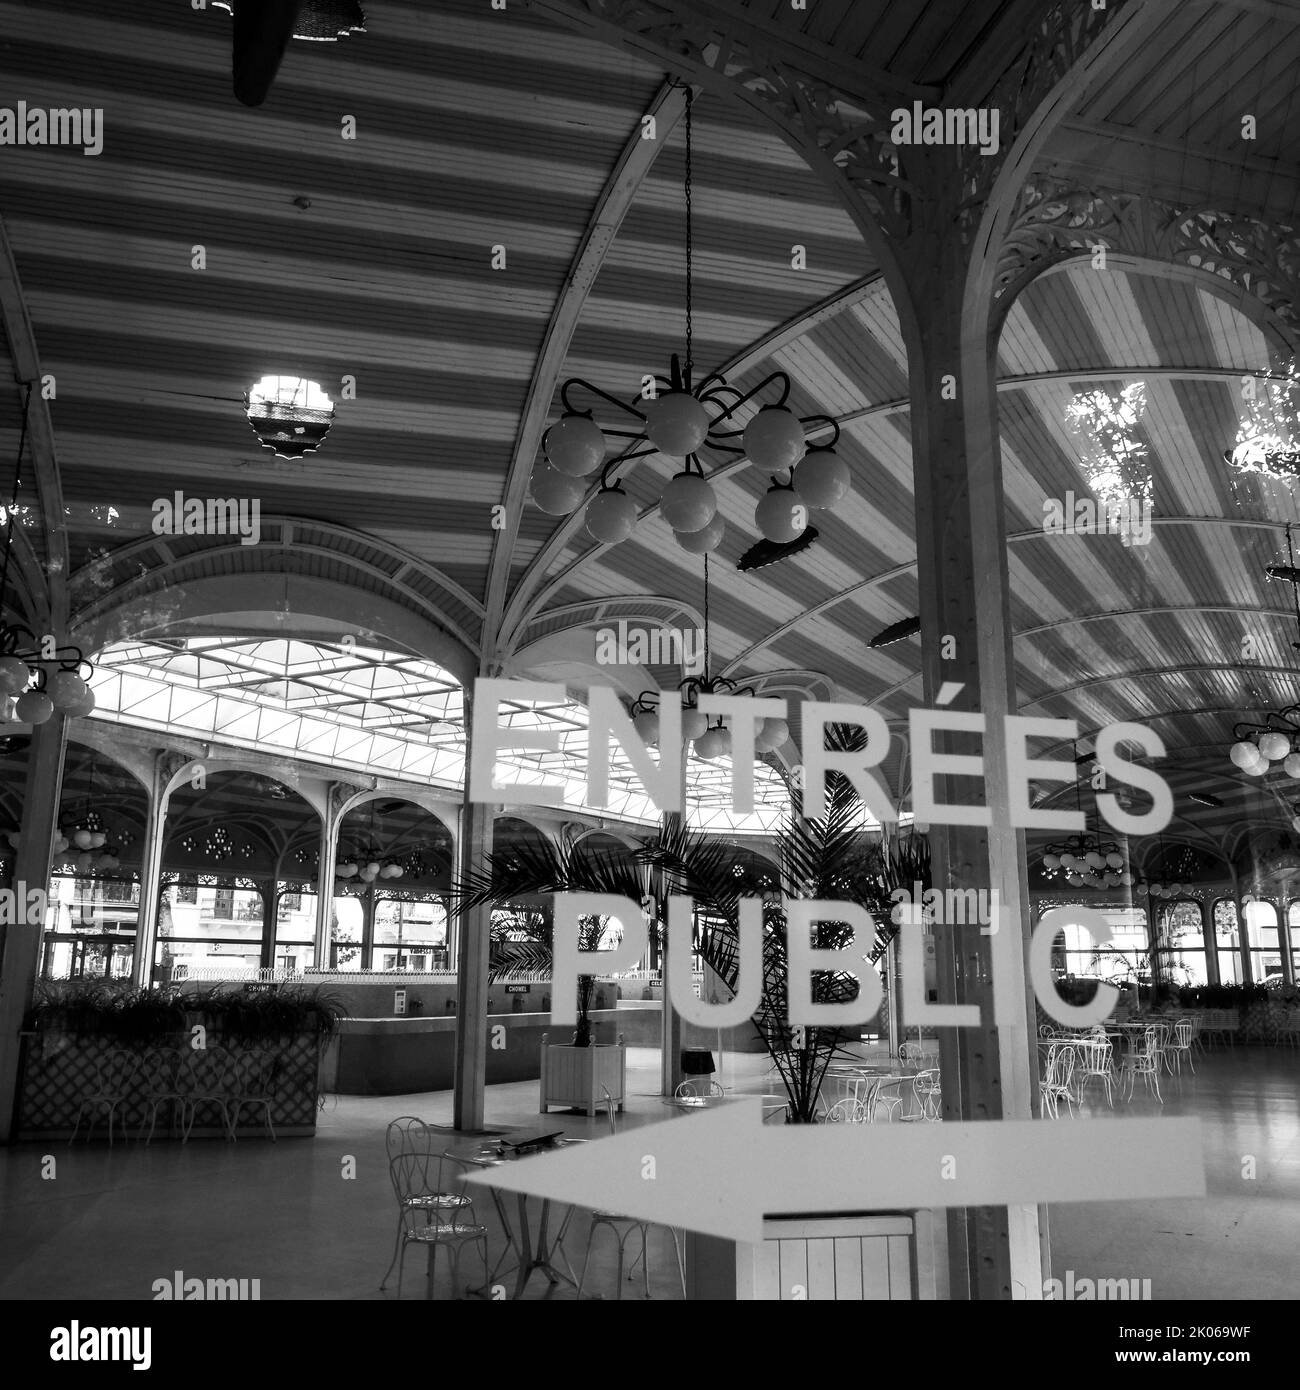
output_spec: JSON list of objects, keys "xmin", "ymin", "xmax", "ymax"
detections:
[{"xmin": 0, "ymin": 1042, "xmax": 1295, "ymax": 1300}]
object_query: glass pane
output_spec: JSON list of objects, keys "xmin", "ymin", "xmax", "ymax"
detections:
[
  {"xmin": 1054, "ymin": 906, "xmax": 1148, "ymax": 981},
  {"xmin": 1158, "ymin": 949, "xmax": 1209, "ymax": 987},
  {"xmin": 1217, "ymin": 951, "xmax": 1245, "ymax": 985},
  {"xmin": 275, "ymin": 890, "xmax": 317, "ymax": 943},
  {"xmin": 1243, "ymin": 901, "xmax": 1279, "ymax": 949},
  {"xmin": 331, "ymin": 895, "xmax": 364, "ymax": 970},
  {"xmin": 1251, "ymin": 949, "xmax": 1284, "ymax": 983},
  {"xmin": 157, "ymin": 885, "xmax": 264, "ymax": 939},
  {"xmin": 1212, "ymin": 900, "xmax": 1241, "ymax": 949},
  {"xmin": 1156, "ymin": 901, "xmax": 1203, "ymax": 949},
  {"xmin": 374, "ymin": 897, "xmax": 447, "ymax": 946}
]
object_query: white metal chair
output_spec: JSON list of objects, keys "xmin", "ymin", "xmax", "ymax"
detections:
[
  {"xmin": 380, "ymin": 1116, "xmax": 477, "ymax": 1291},
  {"xmin": 824, "ymin": 1096, "xmax": 869, "ymax": 1123},
  {"xmin": 181, "ymin": 1047, "xmax": 237, "ymax": 1142},
  {"xmin": 674, "ymin": 1079, "xmax": 723, "ymax": 1099},
  {"xmin": 1118, "ymin": 1027, "xmax": 1163, "ymax": 1103},
  {"xmin": 138, "ymin": 1047, "xmax": 188, "ymax": 1144},
  {"xmin": 226, "ymin": 1049, "xmax": 278, "ymax": 1141},
  {"xmin": 1073, "ymin": 1037, "xmax": 1114, "ymax": 1107},
  {"xmin": 389, "ymin": 1152, "xmax": 489, "ymax": 1300},
  {"xmin": 70, "ymin": 1048, "xmax": 139, "ymax": 1146},
  {"xmin": 1162, "ymin": 1019, "xmax": 1196, "ymax": 1078},
  {"xmin": 572, "ymin": 1087, "xmax": 686, "ymax": 1299},
  {"xmin": 1040, "ymin": 1043, "xmax": 1075, "ymax": 1119},
  {"xmin": 911, "ymin": 1068, "xmax": 942, "ymax": 1121}
]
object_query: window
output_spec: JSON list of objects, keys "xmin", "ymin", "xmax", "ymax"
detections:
[
  {"xmin": 1212, "ymin": 900, "xmax": 1244, "ymax": 984},
  {"xmin": 1243, "ymin": 900, "xmax": 1283, "ymax": 983},
  {"xmin": 213, "ymin": 888, "xmax": 234, "ymax": 920},
  {"xmin": 1046, "ymin": 905, "xmax": 1149, "ymax": 983},
  {"xmin": 1155, "ymin": 900, "xmax": 1209, "ymax": 986}
]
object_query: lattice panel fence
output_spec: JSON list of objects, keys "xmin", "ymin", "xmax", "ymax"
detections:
[{"xmin": 17, "ymin": 1031, "xmax": 324, "ymax": 1140}]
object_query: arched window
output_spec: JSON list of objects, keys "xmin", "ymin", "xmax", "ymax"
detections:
[
  {"xmin": 1212, "ymin": 900, "xmax": 1244, "ymax": 984},
  {"xmin": 1155, "ymin": 899, "xmax": 1209, "ymax": 986},
  {"xmin": 1243, "ymin": 899, "xmax": 1283, "ymax": 984}
]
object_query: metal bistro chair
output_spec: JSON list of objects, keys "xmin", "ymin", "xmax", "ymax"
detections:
[
  {"xmin": 1119, "ymin": 1026, "xmax": 1163, "ymax": 1104},
  {"xmin": 226, "ymin": 1049, "xmax": 279, "ymax": 1141},
  {"xmin": 572, "ymin": 1087, "xmax": 687, "ymax": 1300},
  {"xmin": 70, "ymin": 1048, "xmax": 139, "ymax": 1146},
  {"xmin": 911, "ymin": 1068, "xmax": 942, "ymax": 1122},
  {"xmin": 1073, "ymin": 1036, "xmax": 1114, "ymax": 1108},
  {"xmin": 1161, "ymin": 1018, "xmax": 1196, "ymax": 1078},
  {"xmin": 380, "ymin": 1117, "xmax": 478, "ymax": 1291},
  {"xmin": 389, "ymin": 1152, "xmax": 489, "ymax": 1300},
  {"xmin": 181, "ymin": 1046, "xmax": 238, "ymax": 1142},
  {"xmin": 1039, "ymin": 1043, "xmax": 1076, "ymax": 1119},
  {"xmin": 138, "ymin": 1047, "xmax": 189, "ymax": 1144},
  {"xmin": 824, "ymin": 1096, "xmax": 869, "ymax": 1124}
]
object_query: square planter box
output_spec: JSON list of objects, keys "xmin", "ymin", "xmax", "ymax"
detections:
[{"xmin": 539, "ymin": 1033, "xmax": 625, "ymax": 1117}]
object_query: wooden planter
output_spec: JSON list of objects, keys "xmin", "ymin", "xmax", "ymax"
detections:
[
  {"xmin": 16, "ymin": 1029, "xmax": 325, "ymax": 1140},
  {"xmin": 539, "ymin": 1032, "xmax": 625, "ymax": 1117}
]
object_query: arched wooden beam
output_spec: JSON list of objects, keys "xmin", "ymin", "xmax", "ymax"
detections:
[
  {"xmin": 485, "ymin": 80, "xmax": 691, "ymax": 664},
  {"xmin": 0, "ymin": 216, "xmax": 67, "ymax": 628}
]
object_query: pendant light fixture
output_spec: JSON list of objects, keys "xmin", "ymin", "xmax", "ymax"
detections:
[
  {"xmin": 0, "ymin": 385, "xmax": 96, "ymax": 725},
  {"xmin": 531, "ymin": 87, "xmax": 846, "ymax": 549},
  {"xmin": 1230, "ymin": 523, "xmax": 1300, "ymax": 777},
  {"xmin": 627, "ymin": 553, "xmax": 789, "ymax": 758},
  {"xmin": 1038, "ymin": 742, "xmax": 1130, "ymax": 889}
]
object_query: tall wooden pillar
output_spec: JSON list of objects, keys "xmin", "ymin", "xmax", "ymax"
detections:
[
  {"xmin": 0, "ymin": 715, "xmax": 68, "ymax": 1141},
  {"xmin": 901, "ymin": 174, "xmax": 1041, "ymax": 1300},
  {"xmin": 453, "ymin": 682, "xmax": 494, "ymax": 1130}
]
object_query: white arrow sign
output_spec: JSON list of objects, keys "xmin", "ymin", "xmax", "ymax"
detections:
[{"xmin": 463, "ymin": 1101, "xmax": 1205, "ymax": 1245}]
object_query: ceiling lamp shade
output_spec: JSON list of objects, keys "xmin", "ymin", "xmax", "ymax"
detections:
[
  {"xmin": 795, "ymin": 448, "xmax": 851, "ymax": 508},
  {"xmin": 643, "ymin": 391, "xmax": 711, "ymax": 456},
  {"xmin": 744, "ymin": 406, "xmax": 807, "ymax": 471},
  {"xmin": 869, "ymin": 616, "xmax": 922, "ymax": 649},
  {"xmin": 543, "ymin": 413, "xmax": 607, "ymax": 476},
  {"xmin": 755, "ymin": 717, "xmax": 789, "ymax": 751},
  {"xmin": 1259, "ymin": 731, "xmax": 1290, "ymax": 761},
  {"xmin": 755, "ymin": 479, "xmax": 808, "ymax": 544},
  {"xmin": 336, "ymin": 861, "xmax": 359, "ymax": 878},
  {"xmin": 0, "ymin": 656, "xmax": 29, "ymax": 695},
  {"xmin": 530, "ymin": 465, "xmax": 588, "ymax": 516},
  {"xmin": 585, "ymin": 484, "xmax": 638, "ymax": 544},
  {"xmin": 633, "ymin": 709, "xmax": 660, "ymax": 745},
  {"xmin": 694, "ymin": 724, "xmax": 730, "ymax": 759},
  {"xmin": 674, "ymin": 514, "xmax": 725, "ymax": 554},
  {"xmin": 15, "ymin": 691, "xmax": 53, "ymax": 725},
  {"xmin": 680, "ymin": 706, "xmax": 709, "ymax": 741},
  {"xmin": 735, "ymin": 527, "xmax": 820, "ymax": 571},
  {"xmin": 660, "ymin": 471, "xmax": 717, "ymax": 532},
  {"xmin": 1286, "ymin": 753, "xmax": 1300, "ymax": 778}
]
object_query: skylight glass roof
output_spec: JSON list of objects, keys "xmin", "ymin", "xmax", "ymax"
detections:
[{"xmin": 87, "ymin": 638, "xmax": 794, "ymax": 833}]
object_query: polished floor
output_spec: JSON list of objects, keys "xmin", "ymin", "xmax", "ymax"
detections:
[{"xmin": 0, "ymin": 1044, "xmax": 1295, "ymax": 1300}]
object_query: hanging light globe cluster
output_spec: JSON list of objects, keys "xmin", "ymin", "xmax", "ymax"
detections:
[
  {"xmin": 531, "ymin": 356, "xmax": 846, "ymax": 551},
  {"xmin": 0, "ymin": 641, "xmax": 96, "ymax": 725},
  {"xmin": 1041, "ymin": 842, "xmax": 1131, "ymax": 890},
  {"xmin": 629, "ymin": 686, "xmax": 790, "ymax": 761},
  {"xmin": 1229, "ymin": 712, "xmax": 1300, "ymax": 778},
  {"xmin": 336, "ymin": 850, "xmax": 404, "ymax": 884},
  {"xmin": 1146, "ymin": 879, "xmax": 1191, "ymax": 898},
  {"xmin": 5, "ymin": 822, "xmax": 120, "ymax": 873}
]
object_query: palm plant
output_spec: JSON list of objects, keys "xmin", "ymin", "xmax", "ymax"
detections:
[{"xmin": 456, "ymin": 728, "xmax": 930, "ymax": 1119}]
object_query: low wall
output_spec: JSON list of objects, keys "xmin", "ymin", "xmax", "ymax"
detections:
[{"xmin": 222, "ymin": 977, "xmax": 618, "ymax": 1021}]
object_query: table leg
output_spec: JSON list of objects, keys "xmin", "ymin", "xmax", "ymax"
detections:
[{"xmin": 513, "ymin": 1193, "xmax": 532, "ymax": 1301}]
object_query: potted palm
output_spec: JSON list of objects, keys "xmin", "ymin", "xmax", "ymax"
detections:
[{"xmin": 457, "ymin": 726, "xmax": 928, "ymax": 1123}]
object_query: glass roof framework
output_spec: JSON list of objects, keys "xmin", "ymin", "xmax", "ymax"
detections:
[{"xmin": 86, "ymin": 638, "xmax": 797, "ymax": 833}]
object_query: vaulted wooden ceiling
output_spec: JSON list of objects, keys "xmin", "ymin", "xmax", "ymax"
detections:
[{"xmin": 5, "ymin": 0, "xmax": 1300, "ymax": 866}]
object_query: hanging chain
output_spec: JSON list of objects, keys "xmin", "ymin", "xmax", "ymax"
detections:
[
  {"xmin": 1288, "ymin": 523, "xmax": 1300, "ymax": 648},
  {"xmin": 702, "ymin": 550, "xmax": 710, "ymax": 680},
  {"xmin": 684, "ymin": 90, "xmax": 694, "ymax": 388},
  {"xmin": 0, "ymin": 382, "xmax": 32, "ymax": 611}
]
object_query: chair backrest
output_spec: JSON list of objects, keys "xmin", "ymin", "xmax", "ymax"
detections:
[
  {"xmin": 1078, "ymin": 1038, "xmax": 1111, "ymax": 1073},
  {"xmin": 825, "ymin": 1097, "xmax": 865, "ymax": 1124},
  {"xmin": 386, "ymin": 1115, "xmax": 434, "ymax": 1161},
  {"xmin": 914, "ymin": 1067, "xmax": 941, "ymax": 1093},
  {"xmin": 229, "ymin": 1048, "xmax": 277, "ymax": 1095},
  {"xmin": 138, "ymin": 1048, "xmax": 180, "ymax": 1092},
  {"xmin": 187, "ymin": 1046, "xmax": 233, "ymax": 1091},
  {"xmin": 100, "ymin": 1049, "xmax": 141, "ymax": 1092},
  {"xmin": 674, "ymin": 1080, "xmax": 699, "ymax": 1099},
  {"xmin": 1173, "ymin": 1021, "xmax": 1193, "ymax": 1048},
  {"xmin": 1038, "ymin": 1024, "xmax": 1058, "ymax": 1039},
  {"xmin": 388, "ymin": 1150, "xmax": 436, "ymax": 1210},
  {"xmin": 1045, "ymin": 1044, "xmax": 1074, "ymax": 1086}
]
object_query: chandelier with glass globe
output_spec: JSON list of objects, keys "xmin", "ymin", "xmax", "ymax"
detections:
[
  {"xmin": 0, "ymin": 385, "xmax": 96, "ymax": 725},
  {"xmin": 625, "ymin": 555, "xmax": 789, "ymax": 760},
  {"xmin": 530, "ymin": 91, "xmax": 851, "ymax": 553}
]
